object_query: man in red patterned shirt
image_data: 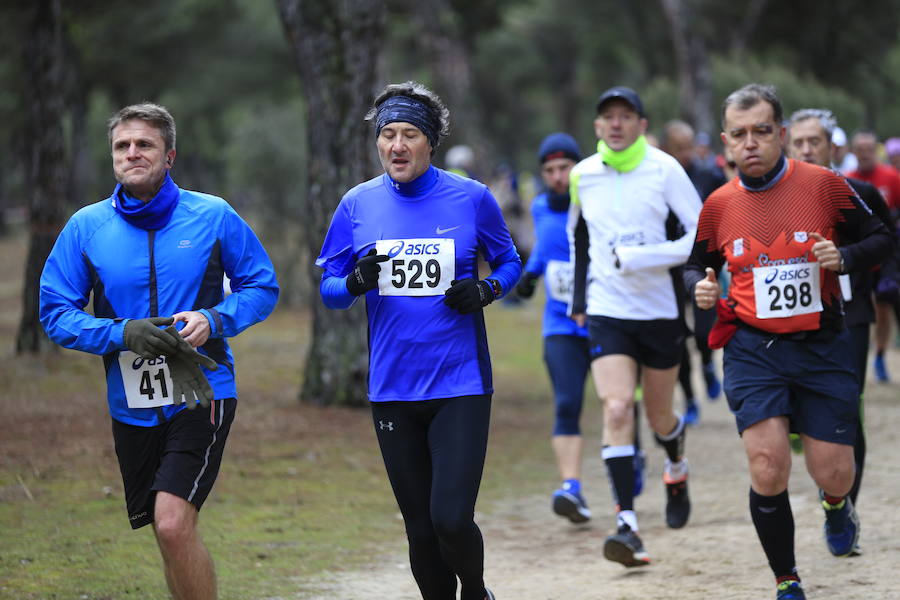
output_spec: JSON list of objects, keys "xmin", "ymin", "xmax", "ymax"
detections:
[{"xmin": 684, "ymin": 84, "xmax": 892, "ymax": 600}]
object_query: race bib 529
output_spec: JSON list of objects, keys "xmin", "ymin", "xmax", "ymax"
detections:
[{"xmin": 375, "ymin": 238, "xmax": 456, "ymax": 296}]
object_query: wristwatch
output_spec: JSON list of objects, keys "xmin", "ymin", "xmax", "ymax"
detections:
[{"xmin": 486, "ymin": 278, "xmax": 503, "ymax": 298}]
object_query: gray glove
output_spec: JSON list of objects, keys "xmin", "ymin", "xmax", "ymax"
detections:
[
  {"xmin": 163, "ymin": 326, "xmax": 218, "ymax": 409},
  {"xmin": 123, "ymin": 316, "xmax": 177, "ymax": 359}
]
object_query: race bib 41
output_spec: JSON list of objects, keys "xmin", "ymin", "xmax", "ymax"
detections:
[{"xmin": 118, "ymin": 351, "xmax": 176, "ymax": 409}]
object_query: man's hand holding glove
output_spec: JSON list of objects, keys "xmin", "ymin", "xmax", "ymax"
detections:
[
  {"xmin": 163, "ymin": 326, "xmax": 218, "ymax": 409},
  {"xmin": 346, "ymin": 248, "xmax": 389, "ymax": 296},
  {"xmin": 444, "ymin": 278, "xmax": 497, "ymax": 314},
  {"xmin": 125, "ymin": 316, "xmax": 218, "ymax": 409},
  {"xmin": 124, "ymin": 316, "xmax": 178, "ymax": 359}
]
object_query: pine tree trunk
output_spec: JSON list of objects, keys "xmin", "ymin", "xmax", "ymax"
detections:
[
  {"xmin": 17, "ymin": 0, "xmax": 68, "ymax": 354},
  {"xmin": 276, "ymin": 0, "xmax": 384, "ymax": 406}
]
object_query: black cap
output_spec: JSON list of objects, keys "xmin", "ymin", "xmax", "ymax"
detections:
[{"xmin": 596, "ymin": 86, "xmax": 645, "ymax": 117}]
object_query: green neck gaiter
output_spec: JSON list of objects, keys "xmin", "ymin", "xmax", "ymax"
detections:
[{"xmin": 598, "ymin": 135, "xmax": 648, "ymax": 173}]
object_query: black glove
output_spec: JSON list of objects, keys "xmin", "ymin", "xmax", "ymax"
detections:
[
  {"xmin": 163, "ymin": 326, "xmax": 218, "ymax": 409},
  {"xmin": 444, "ymin": 278, "xmax": 494, "ymax": 314},
  {"xmin": 123, "ymin": 316, "xmax": 177, "ymax": 359},
  {"xmin": 515, "ymin": 273, "xmax": 538, "ymax": 299},
  {"xmin": 346, "ymin": 248, "xmax": 390, "ymax": 296}
]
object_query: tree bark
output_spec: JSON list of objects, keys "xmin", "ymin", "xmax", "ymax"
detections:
[
  {"xmin": 660, "ymin": 0, "xmax": 714, "ymax": 136},
  {"xmin": 276, "ymin": 0, "xmax": 384, "ymax": 406},
  {"xmin": 17, "ymin": 0, "xmax": 68, "ymax": 353}
]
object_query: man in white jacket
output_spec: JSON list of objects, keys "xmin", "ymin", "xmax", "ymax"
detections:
[{"xmin": 567, "ymin": 86, "xmax": 703, "ymax": 567}]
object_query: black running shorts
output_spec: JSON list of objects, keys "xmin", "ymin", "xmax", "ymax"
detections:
[
  {"xmin": 112, "ymin": 398, "xmax": 236, "ymax": 529},
  {"xmin": 587, "ymin": 315, "xmax": 686, "ymax": 369}
]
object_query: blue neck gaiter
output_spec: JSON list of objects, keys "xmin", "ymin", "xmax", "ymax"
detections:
[
  {"xmin": 546, "ymin": 191, "xmax": 570, "ymax": 212},
  {"xmin": 387, "ymin": 164, "xmax": 439, "ymax": 198},
  {"xmin": 114, "ymin": 173, "xmax": 179, "ymax": 230},
  {"xmin": 739, "ymin": 154, "xmax": 787, "ymax": 192}
]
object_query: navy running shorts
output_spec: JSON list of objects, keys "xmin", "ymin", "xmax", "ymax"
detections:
[
  {"xmin": 587, "ymin": 315, "xmax": 686, "ymax": 369},
  {"xmin": 112, "ymin": 398, "xmax": 236, "ymax": 529},
  {"xmin": 722, "ymin": 327, "xmax": 859, "ymax": 444}
]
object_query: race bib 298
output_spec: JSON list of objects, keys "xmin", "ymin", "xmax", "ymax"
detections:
[{"xmin": 752, "ymin": 261, "xmax": 822, "ymax": 319}]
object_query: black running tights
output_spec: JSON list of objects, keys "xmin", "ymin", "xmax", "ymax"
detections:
[{"xmin": 372, "ymin": 394, "xmax": 491, "ymax": 600}]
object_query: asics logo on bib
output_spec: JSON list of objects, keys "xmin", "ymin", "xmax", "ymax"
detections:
[
  {"xmin": 387, "ymin": 241, "xmax": 443, "ymax": 258},
  {"xmin": 130, "ymin": 355, "xmax": 167, "ymax": 370},
  {"xmin": 765, "ymin": 267, "xmax": 811, "ymax": 284},
  {"xmin": 388, "ymin": 241, "xmax": 405, "ymax": 258}
]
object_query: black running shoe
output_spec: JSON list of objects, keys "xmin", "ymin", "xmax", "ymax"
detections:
[
  {"xmin": 664, "ymin": 459, "xmax": 691, "ymax": 529},
  {"xmin": 603, "ymin": 524, "xmax": 651, "ymax": 567},
  {"xmin": 485, "ymin": 587, "xmax": 496, "ymax": 600}
]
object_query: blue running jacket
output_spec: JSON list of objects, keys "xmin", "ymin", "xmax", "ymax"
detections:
[{"xmin": 40, "ymin": 184, "xmax": 279, "ymax": 426}]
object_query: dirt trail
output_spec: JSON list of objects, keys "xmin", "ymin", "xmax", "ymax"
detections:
[{"xmin": 297, "ymin": 372, "xmax": 900, "ymax": 600}]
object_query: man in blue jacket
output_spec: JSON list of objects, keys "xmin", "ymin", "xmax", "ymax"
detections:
[{"xmin": 40, "ymin": 103, "xmax": 279, "ymax": 600}]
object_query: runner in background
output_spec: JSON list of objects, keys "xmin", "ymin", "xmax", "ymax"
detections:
[
  {"xmin": 661, "ymin": 120, "xmax": 727, "ymax": 425},
  {"xmin": 786, "ymin": 108, "xmax": 900, "ymax": 528},
  {"xmin": 569, "ymin": 86, "xmax": 701, "ymax": 568},
  {"xmin": 846, "ymin": 130, "xmax": 900, "ymax": 382}
]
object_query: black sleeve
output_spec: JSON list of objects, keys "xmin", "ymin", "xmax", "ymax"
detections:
[
  {"xmin": 684, "ymin": 236, "xmax": 724, "ymax": 300},
  {"xmin": 571, "ymin": 214, "xmax": 589, "ymax": 315},
  {"xmin": 837, "ymin": 179, "xmax": 894, "ymax": 272}
]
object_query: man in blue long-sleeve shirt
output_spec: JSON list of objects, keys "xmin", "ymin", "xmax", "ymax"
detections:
[
  {"xmin": 316, "ymin": 81, "xmax": 519, "ymax": 600},
  {"xmin": 40, "ymin": 103, "xmax": 278, "ymax": 600}
]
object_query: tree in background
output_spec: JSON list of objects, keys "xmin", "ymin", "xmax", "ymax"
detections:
[
  {"xmin": 17, "ymin": 0, "xmax": 68, "ymax": 353},
  {"xmin": 277, "ymin": 0, "xmax": 384, "ymax": 406}
]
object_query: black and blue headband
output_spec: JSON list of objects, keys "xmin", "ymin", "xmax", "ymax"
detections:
[{"xmin": 374, "ymin": 95, "xmax": 441, "ymax": 149}]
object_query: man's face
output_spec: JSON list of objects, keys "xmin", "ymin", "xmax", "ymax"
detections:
[
  {"xmin": 594, "ymin": 100, "xmax": 647, "ymax": 151},
  {"xmin": 541, "ymin": 157, "xmax": 576, "ymax": 195},
  {"xmin": 787, "ymin": 118, "xmax": 832, "ymax": 167},
  {"xmin": 377, "ymin": 122, "xmax": 432, "ymax": 183},
  {"xmin": 721, "ymin": 101, "xmax": 785, "ymax": 178},
  {"xmin": 852, "ymin": 134, "xmax": 878, "ymax": 172},
  {"xmin": 111, "ymin": 119, "xmax": 175, "ymax": 201},
  {"xmin": 664, "ymin": 130, "xmax": 695, "ymax": 169}
]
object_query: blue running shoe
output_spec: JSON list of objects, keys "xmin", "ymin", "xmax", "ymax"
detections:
[
  {"xmin": 775, "ymin": 580, "xmax": 805, "ymax": 600},
  {"xmin": 633, "ymin": 450, "xmax": 646, "ymax": 497},
  {"xmin": 874, "ymin": 353, "xmax": 889, "ymax": 382},
  {"xmin": 684, "ymin": 401, "xmax": 700, "ymax": 426},
  {"xmin": 703, "ymin": 362, "xmax": 722, "ymax": 400},
  {"xmin": 552, "ymin": 488, "xmax": 591, "ymax": 523},
  {"xmin": 821, "ymin": 492, "xmax": 860, "ymax": 557}
]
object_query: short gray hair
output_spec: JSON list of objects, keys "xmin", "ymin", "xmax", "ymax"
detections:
[
  {"xmin": 107, "ymin": 103, "xmax": 176, "ymax": 152},
  {"xmin": 721, "ymin": 84, "xmax": 782, "ymax": 129},
  {"xmin": 788, "ymin": 108, "xmax": 837, "ymax": 142},
  {"xmin": 661, "ymin": 119, "xmax": 695, "ymax": 147},
  {"xmin": 365, "ymin": 81, "xmax": 450, "ymax": 148}
]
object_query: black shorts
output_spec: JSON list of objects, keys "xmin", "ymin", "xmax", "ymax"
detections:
[
  {"xmin": 723, "ymin": 328, "xmax": 858, "ymax": 444},
  {"xmin": 112, "ymin": 398, "xmax": 236, "ymax": 529},
  {"xmin": 587, "ymin": 315, "xmax": 686, "ymax": 369}
]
